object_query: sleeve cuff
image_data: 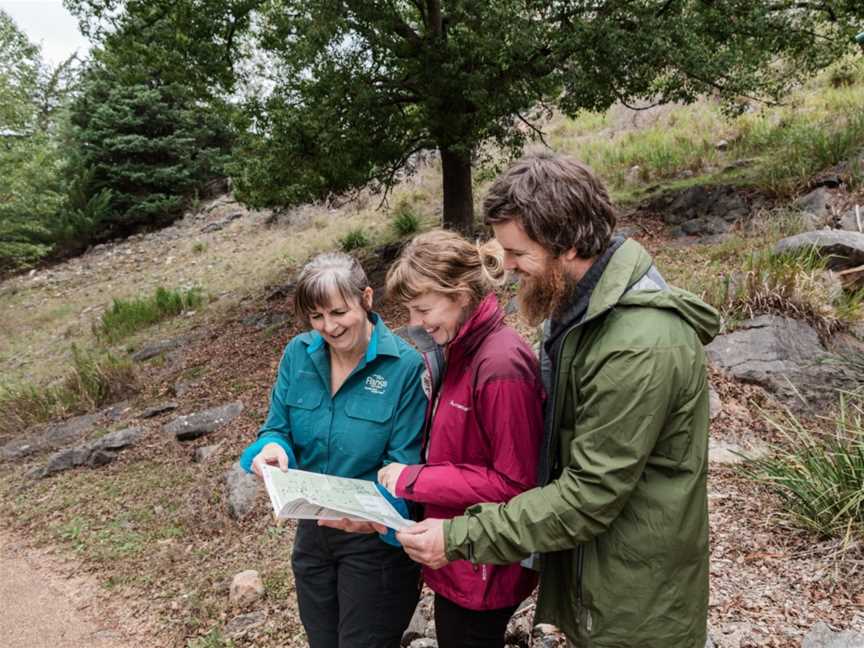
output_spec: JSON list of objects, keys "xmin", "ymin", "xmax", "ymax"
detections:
[
  {"xmin": 395, "ymin": 464, "xmax": 425, "ymax": 498},
  {"xmin": 238, "ymin": 434, "xmax": 297, "ymax": 473},
  {"xmin": 444, "ymin": 516, "xmax": 471, "ymax": 562}
]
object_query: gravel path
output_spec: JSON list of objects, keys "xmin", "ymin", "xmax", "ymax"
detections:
[{"xmin": 0, "ymin": 531, "xmax": 134, "ymax": 648}]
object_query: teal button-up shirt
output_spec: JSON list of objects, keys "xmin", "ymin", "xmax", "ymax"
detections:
[{"xmin": 244, "ymin": 313, "xmax": 426, "ymax": 482}]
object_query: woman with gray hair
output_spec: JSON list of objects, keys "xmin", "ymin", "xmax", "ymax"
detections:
[{"xmin": 239, "ymin": 251, "xmax": 427, "ymax": 648}]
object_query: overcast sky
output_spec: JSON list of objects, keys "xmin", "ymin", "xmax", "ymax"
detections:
[{"xmin": 1, "ymin": 0, "xmax": 91, "ymax": 65}]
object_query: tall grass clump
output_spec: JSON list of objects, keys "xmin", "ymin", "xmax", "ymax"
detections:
[
  {"xmin": 340, "ymin": 228, "xmax": 369, "ymax": 251},
  {"xmin": 707, "ymin": 246, "xmax": 863, "ymax": 335},
  {"xmin": 96, "ymin": 286, "xmax": 205, "ymax": 343},
  {"xmin": 744, "ymin": 391, "xmax": 864, "ymax": 542},
  {"xmin": 0, "ymin": 345, "xmax": 137, "ymax": 436},
  {"xmin": 391, "ymin": 203, "xmax": 420, "ymax": 236}
]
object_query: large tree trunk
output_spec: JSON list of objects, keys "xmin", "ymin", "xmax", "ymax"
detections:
[{"xmin": 440, "ymin": 147, "xmax": 475, "ymax": 235}]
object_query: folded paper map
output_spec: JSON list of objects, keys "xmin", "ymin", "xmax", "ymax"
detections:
[{"xmin": 260, "ymin": 464, "xmax": 411, "ymax": 530}]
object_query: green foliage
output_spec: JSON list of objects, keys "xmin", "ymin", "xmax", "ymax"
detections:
[
  {"xmin": 0, "ymin": 134, "xmax": 66, "ymax": 270},
  {"xmin": 67, "ymin": 0, "xmax": 864, "ymax": 230},
  {"xmin": 95, "ymin": 286, "xmax": 205, "ymax": 343},
  {"xmin": 744, "ymin": 392, "xmax": 864, "ymax": 541},
  {"xmin": 0, "ymin": 9, "xmax": 41, "ymax": 132},
  {"xmin": 339, "ymin": 228, "xmax": 369, "ymax": 252},
  {"xmin": 66, "ymin": 47, "xmax": 233, "ymax": 235},
  {"xmin": 1, "ymin": 9, "xmax": 80, "ymax": 133},
  {"xmin": 746, "ymin": 109, "xmax": 864, "ymax": 195},
  {"xmin": 391, "ymin": 203, "xmax": 420, "ymax": 236},
  {"xmin": 0, "ymin": 345, "xmax": 137, "ymax": 435},
  {"xmin": 707, "ymin": 246, "xmax": 862, "ymax": 335}
]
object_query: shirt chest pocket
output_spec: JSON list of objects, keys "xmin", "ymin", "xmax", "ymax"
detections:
[
  {"xmin": 284, "ymin": 382, "xmax": 324, "ymax": 448},
  {"xmin": 336, "ymin": 397, "xmax": 394, "ymax": 458}
]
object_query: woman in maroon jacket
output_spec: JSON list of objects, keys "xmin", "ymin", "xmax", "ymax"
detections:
[{"xmin": 379, "ymin": 229, "xmax": 544, "ymax": 648}]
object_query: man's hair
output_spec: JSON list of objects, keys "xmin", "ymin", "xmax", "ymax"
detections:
[{"xmin": 483, "ymin": 152, "xmax": 616, "ymax": 258}]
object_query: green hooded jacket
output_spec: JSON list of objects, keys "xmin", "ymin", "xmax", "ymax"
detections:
[{"xmin": 443, "ymin": 239, "xmax": 720, "ymax": 647}]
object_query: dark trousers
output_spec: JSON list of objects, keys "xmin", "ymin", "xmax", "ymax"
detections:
[
  {"xmin": 292, "ymin": 521, "xmax": 421, "ymax": 648},
  {"xmin": 434, "ymin": 593, "xmax": 519, "ymax": 648}
]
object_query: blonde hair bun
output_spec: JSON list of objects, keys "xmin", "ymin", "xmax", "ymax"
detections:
[{"xmin": 386, "ymin": 229, "xmax": 505, "ymax": 304}]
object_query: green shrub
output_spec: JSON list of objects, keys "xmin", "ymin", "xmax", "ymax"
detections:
[
  {"xmin": 95, "ymin": 287, "xmax": 204, "ymax": 343},
  {"xmin": 0, "ymin": 345, "xmax": 137, "ymax": 436},
  {"xmin": 744, "ymin": 392, "xmax": 864, "ymax": 541},
  {"xmin": 391, "ymin": 204, "xmax": 420, "ymax": 236},
  {"xmin": 340, "ymin": 228, "xmax": 369, "ymax": 251}
]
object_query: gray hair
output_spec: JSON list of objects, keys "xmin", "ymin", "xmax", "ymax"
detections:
[{"xmin": 293, "ymin": 252, "xmax": 370, "ymax": 319}]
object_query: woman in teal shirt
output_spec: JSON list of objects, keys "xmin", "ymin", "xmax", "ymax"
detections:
[{"xmin": 239, "ymin": 251, "xmax": 427, "ymax": 648}]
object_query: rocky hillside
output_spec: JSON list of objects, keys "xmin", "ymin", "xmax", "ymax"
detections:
[{"xmin": 2, "ymin": 96, "xmax": 864, "ymax": 647}]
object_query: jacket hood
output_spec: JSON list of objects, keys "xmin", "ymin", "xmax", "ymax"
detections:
[{"xmin": 589, "ymin": 239, "xmax": 720, "ymax": 345}]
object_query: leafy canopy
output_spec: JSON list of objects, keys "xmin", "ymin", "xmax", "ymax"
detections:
[{"xmin": 66, "ymin": 1, "xmax": 864, "ymax": 229}]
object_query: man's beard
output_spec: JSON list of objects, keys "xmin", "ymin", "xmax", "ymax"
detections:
[{"xmin": 516, "ymin": 257, "xmax": 573, "ymax": 327}]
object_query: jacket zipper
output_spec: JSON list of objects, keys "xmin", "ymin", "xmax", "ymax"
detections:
[{"xmin": 545, "ymin": 309, "xmax": 612, "ymax": 613}]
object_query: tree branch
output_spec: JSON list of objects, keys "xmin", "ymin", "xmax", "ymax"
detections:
[{"xmin": 515, "ymin": 112, "xmax": 550, "ymax": 148}]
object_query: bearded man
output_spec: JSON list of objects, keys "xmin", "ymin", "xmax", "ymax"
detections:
[{"xmin": 398, "ymin": 153, "xmax": 720, "ymax": 648}]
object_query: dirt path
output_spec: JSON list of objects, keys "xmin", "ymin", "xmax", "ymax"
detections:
[{"xmin": 0, "ymin": 530, "xmax": 139, "ymax": 648}]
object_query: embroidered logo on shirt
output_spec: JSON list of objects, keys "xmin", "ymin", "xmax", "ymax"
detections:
[
  {"xmin": 364, "ymin": 374, "xmax": 388, "ymax": 395},
  {"xmin": 449, "ymin": 400, "xmax": 470, "ymax": 412}
]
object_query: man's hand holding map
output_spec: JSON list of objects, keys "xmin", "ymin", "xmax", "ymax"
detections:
[{"xmin": 260, "ymin": 464, "xmax": 412, "ymax": 530}]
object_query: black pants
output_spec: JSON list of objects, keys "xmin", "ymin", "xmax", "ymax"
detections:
[
  {"xmin": 434, "ymin": 593, "xmax": 518, "ymax": 648},
  {"xmin": 292, "ymin": 521, "xmax": 421, "ymax": 648}
]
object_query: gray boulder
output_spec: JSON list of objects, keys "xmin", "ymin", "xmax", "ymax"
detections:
[
  {"xmin": 802, "ymin": 622, "xmax": 864, "ymax": 648},
  {"xmin": 131, "ymin": 338, "xmax": 183, "ymax": 362},
  {"xmin": 661, "ymin": 185, "xmax": 751, "ymax": 228},
  {"xmin": 774, "ymin": 230, "xmax": 864, "ymax": 271},
  {"xmin": 140, "ymin": 401, "xmax": 178, "ymax": 418},
  {"xmin": 33, "ymin": 426, "xmax": 144, "ymax": 478},
  {"xmin": 1, "ymin": 412, "xmax": 100, "ymax": 460},
  {"xmin": 837, "ymin": 207, "xmax": 863, "ymax": 233},
  {"xmin": 794, "ymin": 187, "xmax": 830, "ymax": 220},
  {"xmin": 708, "ymin": 440, "xmax": 770, "ymax": 465},
  {"xmin": 225, "ymin": 463, "xmax": 260, "ymax": 519},
  {"xmin": 408, "ymin": 640, "xmax": 437, "ymax": 648},
  {"xmin": 164, "ymin": 401, "xmax": 244, "ymax": 441},
  {"xmin": 402, "ymin": 591, "xmax": 434, "ymax": 646},
  {"xmin": 705, "ymin": 315, "xmax": 860, "ymax": 411},
  {"xmin": 194, "ymin": 443, "xmax": 222, "ymax": 463},
  {"xmin": 224, "ymin": 610, "xmax": 266, "ymax": 639}
]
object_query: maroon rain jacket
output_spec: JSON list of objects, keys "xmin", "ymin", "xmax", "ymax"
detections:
[{"xmin": 395, "ymin": 293, "xmax": 543, "ymax": 610}]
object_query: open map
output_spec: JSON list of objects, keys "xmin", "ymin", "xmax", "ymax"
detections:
[{"xmin": 260, "ymin": 465, "xmax": 411, "ymax": 530}]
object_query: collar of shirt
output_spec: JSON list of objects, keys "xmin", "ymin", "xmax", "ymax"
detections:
[{"xmin": 305, "ymin": 311, "xmax": 402, "ymax": 369}]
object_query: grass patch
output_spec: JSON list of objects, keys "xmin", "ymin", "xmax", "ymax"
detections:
[
  {"xmin": 339, "ymin": 228, "xmax": 370, "ymax": 252},
  {"xmin": 740, "ymin": 109, "xmax": 864, "ymax": 195},
  {"xmin": 0, "ymin": 345, "xmax": 137, "ymax": 436},
  {"xmin": 391, "ymin": 203, "xmax": 421, "ymax": 236},
  {"xmin": 96, "ymin": 286, "xmax": 205, "ymax": 343},
  {"xmin": 546, "ymin": 60, "xmax": 864, "ymax": 200},
  {"xmin": 744, "ymin": 391, "xmax": 864, "ymax": 542},
  {"xmin": 706, "ymin": 246, "xmax": 863, "ymax": 336},
  {"xmin": 192, "ymin": 241, "xmax": 208, "ymax": 254}
]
